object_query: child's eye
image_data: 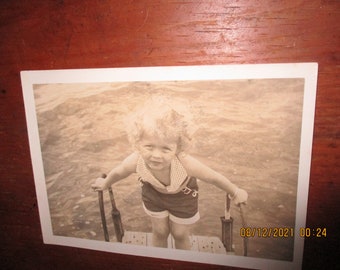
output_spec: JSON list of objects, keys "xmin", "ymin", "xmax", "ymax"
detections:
[
  {"xmin": 144, "ymin": 145, "xmax": 153, "ymax": 150},
  {"xmin": 162, "ymin": 147, "xmax": 172, "ymax": 153}
]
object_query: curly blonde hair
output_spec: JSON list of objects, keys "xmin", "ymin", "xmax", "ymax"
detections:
[{"xmin": 125, "ymin": 96, "xmax": 194, "ymax": 152}]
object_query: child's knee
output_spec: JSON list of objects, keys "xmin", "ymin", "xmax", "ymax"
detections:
[
  {"xmin": 151, "ymin": 223, "xmax": 170, "ymax": 248},
  {"xmin": 153, "ymin": 227, "xmax": 170, "ymax": 238},
  {"xmin": 171, "ymin": 225, "xmax": 189, "ymax": 241},
  {"xmin": 152, "ymin": 219, "xmax": 170, "ymax": 238}
]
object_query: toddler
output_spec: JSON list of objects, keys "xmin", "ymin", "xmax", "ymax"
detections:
[{"xmin": 92, "ymin": 97, "xmax": 248, "ymax": 250}]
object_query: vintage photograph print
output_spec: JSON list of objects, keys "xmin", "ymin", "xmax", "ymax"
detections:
[{"xmin": 21, "ymin": 64, "xmax": 318, "ymax": 270}]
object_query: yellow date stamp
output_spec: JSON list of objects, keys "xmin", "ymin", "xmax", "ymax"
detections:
[
  {"xmin": 240, "ymin": 227, "xmax": 294, "ymax": 238},
  {"xmin": 240, "ymin": 227, "xmax": 327, "ymax": 238}
]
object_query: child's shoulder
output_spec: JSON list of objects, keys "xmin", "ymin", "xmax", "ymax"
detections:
[
  {"xmin": 124, "ymin": 151, "xmax": 140, "ymax": 163},
  {"xmin": 177, "ymin": 152, "xmax": 202, "ymax": 171},
  {"xmin": 177, "ymin": 152, "xmax": 197, "ymax": 161},
  {"xmin": 177, "ymin": 152, "xmax": 223, "ymax": 181},
  {"xmin": 177, "ymin": 151, "xmax": 192, "ymax": 162},
  {"xmin": 121, "ymin": 151, "xmax": 139, "ymax": 171}
]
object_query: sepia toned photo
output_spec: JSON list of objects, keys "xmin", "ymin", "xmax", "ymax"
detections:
[{"xmin": 21, "ymin": 64, "xmax": 318, "ymax": 269}]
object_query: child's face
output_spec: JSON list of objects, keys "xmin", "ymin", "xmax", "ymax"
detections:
[{"xmin": 137, "ymin": 132, "xmax": 178, "ymax": 172}]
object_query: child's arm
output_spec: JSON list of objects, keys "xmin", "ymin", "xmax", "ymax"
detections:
[
  {"xmin": 179, "ymin": 153, "xmax": 248, "ymax": 205},
  {"xmin": 91, "ymin": 152, "xmax": 138, "ymax": 191}
]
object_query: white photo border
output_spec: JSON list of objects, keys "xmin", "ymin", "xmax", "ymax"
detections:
[{"xmin": 21, "ymin": 63, "xmax": 318, "ymax": 270}]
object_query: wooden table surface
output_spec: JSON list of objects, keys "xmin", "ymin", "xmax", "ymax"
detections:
[{"xmin": 0, "ymin": 1, "xmax": 339, "ymax": 269}]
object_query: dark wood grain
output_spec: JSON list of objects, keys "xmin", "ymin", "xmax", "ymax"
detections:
[{"xmin": 0, "ymin": 1, "xmax": 339, "ymax": 269}]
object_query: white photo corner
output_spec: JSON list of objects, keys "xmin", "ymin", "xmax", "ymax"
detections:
[{"xmin": 21, "ymin": 64, "xmax": 318, "ymax": 270}]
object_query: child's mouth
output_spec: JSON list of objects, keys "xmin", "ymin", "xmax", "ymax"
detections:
[{"xmin": 148, "ymin": 160, "xmax": 162, "ymax": 167}]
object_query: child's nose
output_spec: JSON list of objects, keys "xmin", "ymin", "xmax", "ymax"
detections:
[{"xmin": 151, "ymin": 148, "xmax": 162, "ymax": 158}]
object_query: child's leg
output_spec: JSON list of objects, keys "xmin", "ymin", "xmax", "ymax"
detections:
[
  {"xmin": 170, "ymin": 220, "xmax": 191, "ymax": 250},
  {"xmin": 151, "ymin": 216, "xmax": 170, "ymax": 248}
]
